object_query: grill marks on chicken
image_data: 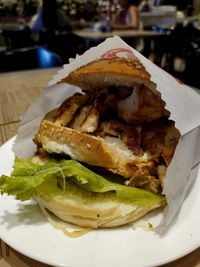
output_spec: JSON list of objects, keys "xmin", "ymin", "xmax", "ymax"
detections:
[
  {"xmin": 52, "ymin": 86, "xmax": 180, "ymax": 193},
  {"xmin": 70, "ymin": 104, "xmax": 100, "ymax": 133},
  {"xmin": 54, "ymin": 93, "xmax": 89, "ymax": 127}
]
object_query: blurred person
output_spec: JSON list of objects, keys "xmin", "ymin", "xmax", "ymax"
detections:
[
  {"xmin": 112, "ymin": 0, "xmax": 144, "ymax": 52},
  {"xmin": 112, "ymin": 0, "xmax": 141, "ymax": 29},
  {"xmin": 83, "ymin": 0, "xmax": 99, "ymax": 22},
  {"xmin": 79, "ymin": 0, "xmax": 100, "ymax": 27},
  {"xmin": 29, "ymin": 0, "xmax": 72, "ymax": 32},
  {"xmin": 28, "ymin": 0, "xmax": 84, "ymax": 64}
]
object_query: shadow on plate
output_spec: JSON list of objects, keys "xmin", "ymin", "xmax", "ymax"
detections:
[{"xmin": 0, "ymin": 200, "xmax": 46, "ymax": 231}]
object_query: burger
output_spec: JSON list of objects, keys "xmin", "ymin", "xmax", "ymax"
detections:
[{"xmin": 0, "ymin": 57, "xmax": 180, "ymax": 229}]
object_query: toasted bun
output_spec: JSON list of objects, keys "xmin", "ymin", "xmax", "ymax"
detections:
[
  {"xmin": 35, "ymin": 118, "xmax": 152, "ymax": 179},
  {"xmin": 37, "ymin": 192, "xmax": 164, "ymax": 228},
  {"xmin": 60, "ymin": 57, "xmax": 156, "ymax": 92}
]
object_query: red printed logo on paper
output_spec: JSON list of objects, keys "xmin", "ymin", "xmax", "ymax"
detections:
[
  {"xmin": 101, "ymin": 48, "xmax": 137, "ymax": 61},
  {"xmin": 175, "ymin": 78, "xmax": 184, "ymax": 85}
]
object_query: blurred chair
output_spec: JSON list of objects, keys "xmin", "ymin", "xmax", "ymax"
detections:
[
  {"xmin": 0, "ymin": 33, "xmax": 7, "ymax": 52},
  {"xmin": 163, "ymin": 23, "xmax": 200, "ymax": 86},
  {"xmin": 0, "ymin": 46, "xmax": 63, "ymax": 72},
  {"xmin": 2, "ymin": 27, "xmax": 35, "ymax": 51},
  {"xmin": 38, "ymin": 31, "xmax": 85, "ymax": 63}
]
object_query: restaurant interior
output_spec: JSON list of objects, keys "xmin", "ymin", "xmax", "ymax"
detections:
[
  {"xmin": 0, "ymin": 1, "xmax": 200, "ymax": 267},
  {"xmin": 0, "ymin": 0, "xmax": 200, "ymax": 88}
]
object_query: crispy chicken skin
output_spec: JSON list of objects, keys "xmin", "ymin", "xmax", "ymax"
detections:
[
  {"xmin": 117, "ymin": 85, "xmax": 166, "ymax": 124},
  {"xmin": 141, "ymin": 119, "xmax": 181, "ymax": 165}
]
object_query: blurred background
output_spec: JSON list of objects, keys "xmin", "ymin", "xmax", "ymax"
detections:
[{"xmin": 0, "ymin": 0, "xmax": 200, "ymax": 88}]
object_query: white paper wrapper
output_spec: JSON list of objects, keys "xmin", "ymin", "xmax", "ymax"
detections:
[{"xmin": 13, "ymin": 36, "xmax": 200, "ymax": 232}]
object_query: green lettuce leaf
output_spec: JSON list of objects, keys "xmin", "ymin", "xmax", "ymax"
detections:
[{"xmin": 0, "ymin": 157, "xmax": 166, "ymax": 207}]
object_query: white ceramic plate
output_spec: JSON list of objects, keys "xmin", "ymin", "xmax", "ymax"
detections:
[{"xmin": 0, "ymin": 137, "xmax": 200, "ymax": 267}]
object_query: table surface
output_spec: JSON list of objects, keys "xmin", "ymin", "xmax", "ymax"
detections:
[
  {"xmin": 0, "ymin": 68, "xmax": 200, "ymax": 267},
  {"xmin": 73, "ymin": 29, "xmax": 164, "ymax": 40}
]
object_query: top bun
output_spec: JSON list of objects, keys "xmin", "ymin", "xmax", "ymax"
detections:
[{"xmin": 59, "ymin": 57, "xmax": 156, "ymax": 92}]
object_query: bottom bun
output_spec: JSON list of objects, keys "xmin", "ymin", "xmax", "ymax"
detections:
[
  {"xmin": 31, "ymin": 156, "xmax": 165, "ymax": 229},
  {"xmin": 37, "ymin": 190, "xmax": 165, "ymax": 228}
]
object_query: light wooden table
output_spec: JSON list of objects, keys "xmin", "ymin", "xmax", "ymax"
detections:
[
  {"xmin": 0, "ymin": 68, "xmax": 200, "ymax": 267},
  {"xmin": 73, "ymin": 29, "xmax": 165, "ymax": 50},
  {"xmin": 73, "ymin": 29, "xmax": 164, "ymax": 39}
]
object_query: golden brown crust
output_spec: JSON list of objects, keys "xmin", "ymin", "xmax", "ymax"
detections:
[
  {"xmin": 36, "ymin": 119, "xmax": 117, "ymax": 168},
  {"xmin": 59, "ymin": 58, "xmax": 156, "ymax": 92},
  {"xmin": 35, "ymin": 119, "xmax": 153, "ymax": 179}
]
